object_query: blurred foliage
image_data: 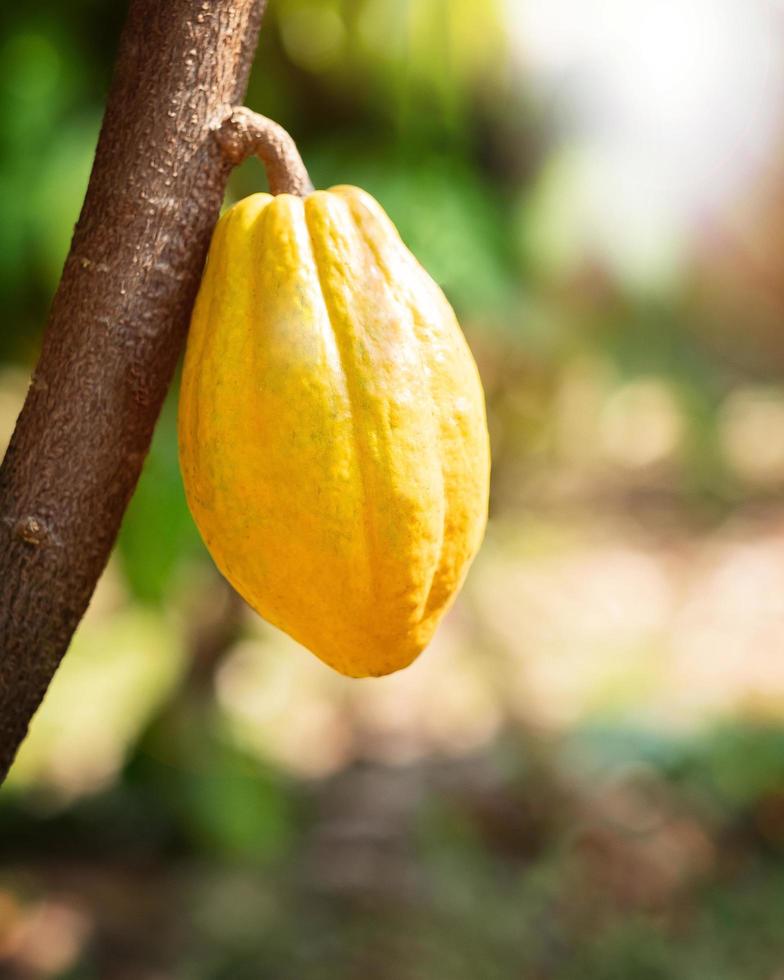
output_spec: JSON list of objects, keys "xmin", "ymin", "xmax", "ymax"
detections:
[
  {"xmin": 4, "ymin": 1, "xmax": 784, "ymax": 978},
  {"xmin": 4, "ymin": 723, "xmax": 784, "ymax": 978},
  {"xmin": 117, "ymin": 394, "xmax": 206, "ymax": 604}
]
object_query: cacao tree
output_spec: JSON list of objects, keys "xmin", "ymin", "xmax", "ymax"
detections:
[{"xmin": 0, "ymin": 0, "xmax": 268, "ymax": 781}]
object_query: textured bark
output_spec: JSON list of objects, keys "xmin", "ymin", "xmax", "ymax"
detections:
[{"xmin": 0, "ymin": 0, "xmax": 267, "ymax": 781}]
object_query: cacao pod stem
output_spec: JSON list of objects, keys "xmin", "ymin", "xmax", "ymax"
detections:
[{"xmin": 215, "ymin": 106, "xmax": 313, "ymax": 197}]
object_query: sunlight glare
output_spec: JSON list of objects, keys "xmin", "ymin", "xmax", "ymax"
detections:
[{"xmin": 507, "ymin": 0, "xmax": 784, "ymax": 284}]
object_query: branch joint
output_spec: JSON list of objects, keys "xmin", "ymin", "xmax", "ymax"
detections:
[{"xmin": 13, "ymin": 516, "xmax": 52, "ymax": 548}]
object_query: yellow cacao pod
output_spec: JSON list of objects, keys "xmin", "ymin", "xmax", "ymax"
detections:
[{"xmin": 178, "ymin": 186, "xmax": 490, "ymax": 677}]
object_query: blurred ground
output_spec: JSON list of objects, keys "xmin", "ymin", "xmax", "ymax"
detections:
[{"xmin": 4, "ymin": 1, "xmax": 784, "ymax": 977}]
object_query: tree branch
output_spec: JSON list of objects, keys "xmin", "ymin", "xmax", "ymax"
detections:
[{"xmin": 0, "ymin": 0, "xmax": 268, "ymax": 782}]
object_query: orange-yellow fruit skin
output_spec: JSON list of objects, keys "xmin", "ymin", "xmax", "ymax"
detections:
[{"xmin": 178, "ymin": 186, "xmax": 490, "ymax": 677}]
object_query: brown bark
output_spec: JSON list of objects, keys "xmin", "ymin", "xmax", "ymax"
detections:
[{"xmin": 0, "ymin": 0, "xmax": 267, "ymax": 782}]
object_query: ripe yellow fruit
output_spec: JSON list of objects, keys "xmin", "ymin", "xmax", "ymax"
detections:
[{"xmin": 178, "ymin": 186, "xmax": 490, "ymax": 677}]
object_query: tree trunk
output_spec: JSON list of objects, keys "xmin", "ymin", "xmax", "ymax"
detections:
[{"xmin": 0, "ymin": 0, "xmax": 267, "ymax": 782}]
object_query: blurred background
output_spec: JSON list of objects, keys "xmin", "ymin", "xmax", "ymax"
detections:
[{"xmin": 4, "ymin": 0, "xmax": 784, "ymax": 976}]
